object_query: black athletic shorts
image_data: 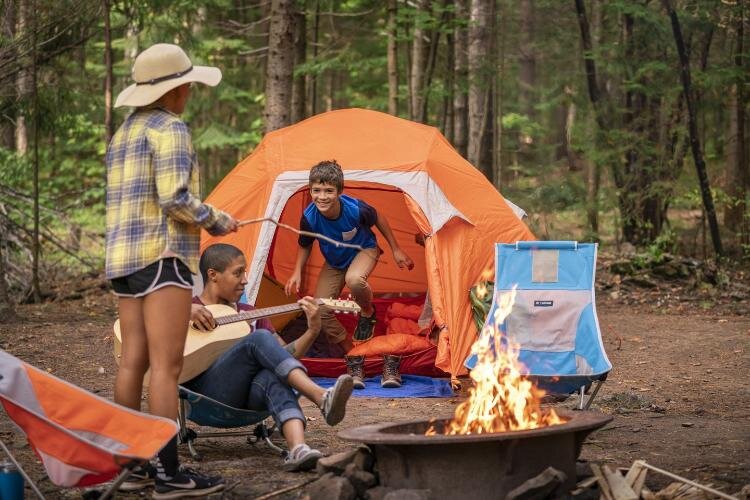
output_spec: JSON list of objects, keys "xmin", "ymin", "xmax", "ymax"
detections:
[{"xmin": 110, "ymin": 258, "xmax": 193, "ymax": 297}]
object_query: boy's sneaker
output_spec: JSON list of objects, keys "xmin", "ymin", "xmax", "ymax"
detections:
[
  {"xmin": 320, "ymin": 374, "xmax": 354, "ymax": 425},
  {"xmin": 353, "ymin": 306, "xmax": 377, "ymax": 342},
  {"xmin": 119, "ymin": 462, "xmax": 156, "ymax": 491},
  {"xmin": 152, "ymin": 466, "xmax": 225, "ymax": 499},
  {"xmin": 282, "ymin": 444, "xmax": 324, "ymax": 472}
]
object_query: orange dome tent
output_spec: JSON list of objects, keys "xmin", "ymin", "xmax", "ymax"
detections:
[{"xmin": 202, "ymin": 108, "xmax": 534, "ymax": 378}]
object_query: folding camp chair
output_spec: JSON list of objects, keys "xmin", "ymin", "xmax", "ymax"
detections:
[
  {"xmin": 467, "ymin": 241, "xmax": 612, "ymax": 410},
  {"xmin": 0, "ymin": 349, "xmax": 178, "ymax": 499},
  {"xmin": 177, "ymin": 385, "xmax": 285, "ymax": 460}
]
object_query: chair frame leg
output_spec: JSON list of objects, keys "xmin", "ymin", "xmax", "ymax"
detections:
[
  {"xmin": 179, "ymin": 397, "xmax": 286, "ymax": 458},
  {"xmin": 577, "ymin": 380, "xmax": 604, "ymax": 410},
  {"xmin": 96, "ymin": 466, "xmax": 134, "ymax": 500},
  {"xmin": 0, "ymin": 438, "xmax": 46, "ymax": 500}
]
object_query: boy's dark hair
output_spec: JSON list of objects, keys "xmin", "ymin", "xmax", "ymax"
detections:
[
  {"xmin": 199, "ymin": 243, "xmax": 244, "ymax": 283},
  {"xmin": 309, "ymin": 160, "xmax": 344, "ymax": 192}
]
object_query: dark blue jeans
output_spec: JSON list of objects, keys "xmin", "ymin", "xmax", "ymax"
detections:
[{"xmin": 184, "ymin": 330, "xmax": 306, "ymax": 427}]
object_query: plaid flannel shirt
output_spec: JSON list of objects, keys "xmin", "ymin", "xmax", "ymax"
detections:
[{"xmin": 105, "ymin": 108, "xmax": 232, "ymax": 279}]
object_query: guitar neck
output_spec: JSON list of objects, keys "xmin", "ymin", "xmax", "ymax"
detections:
[{"xmin": 213, "ymin": 302, "xmax": 303, "ymax": 326}]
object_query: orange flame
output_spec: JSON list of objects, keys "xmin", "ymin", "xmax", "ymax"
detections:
[{"xmin": 428, "ymin": 286, "xmax": 565, "ymax": 435}]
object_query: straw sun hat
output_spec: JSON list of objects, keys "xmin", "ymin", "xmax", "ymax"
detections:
[{"xmin": 114, "ymin": 43, "xmax": 222, "ymax": 108}]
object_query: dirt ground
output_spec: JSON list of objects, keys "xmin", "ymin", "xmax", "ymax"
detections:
[{"xmin": 1, "ymin": 284, "xmax": 748, "ymax": 499}]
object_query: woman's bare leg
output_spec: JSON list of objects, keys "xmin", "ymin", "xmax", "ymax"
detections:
[
  {"xmin": 114, "ymin": 297, "xmax": 149, "ymax": 411},
  {"xmin": 281, "ymin": 419, "xmax": 306, "ymax": 450},
  {"xmin": 143, "ymin": 286, "xmax": 191, "ymax": 420},
  {"xmin": 287, "ymin": 368, "xmax": 325, "ymax": 407}
]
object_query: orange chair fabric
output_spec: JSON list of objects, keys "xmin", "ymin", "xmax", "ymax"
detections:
[
  {"xmin": 0, "ymin": 349, "xmax": 177, "ymax": 488},
  {"xmin": 202, "ymin": 108, "xmax": 534, "ymax": 377}
]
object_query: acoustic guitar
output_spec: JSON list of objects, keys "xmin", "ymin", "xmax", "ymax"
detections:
[{"xmin": 113, "ymin": 298, "xmax": 360, "ymax": 385}]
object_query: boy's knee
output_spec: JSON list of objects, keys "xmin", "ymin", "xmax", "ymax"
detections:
[{"xmin": 344, "ymin": 273, "xmax": 368, "ymax": 292}]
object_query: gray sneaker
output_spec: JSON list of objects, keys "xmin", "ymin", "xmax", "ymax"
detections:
[
  {"xmin": 320, "ymin": 374, "xmax": 354, "ymax": 425},
  {"xmin": 283, "ymin": 444, "xmax": 324, "ymax": 472}
]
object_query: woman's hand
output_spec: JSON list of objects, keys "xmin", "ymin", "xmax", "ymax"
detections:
[
  {"xmin": 190, "ymin": 304, "xmax": 216, "ymax": 331},
  {"xmin": 298, "ymin": 296, "xmax": 322, "ymax": 334}
]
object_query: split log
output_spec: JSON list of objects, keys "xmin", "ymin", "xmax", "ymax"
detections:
[
  {"xmin": 624, "ymin": 461, "xmax": 648, "ymax": 495},
  {"xmin": 591, "ymin": 464, "xmax": 614, "ymax": 500},
  {"xmin": 602, "ymin": 465, "xmax": 638, "ymax": 500}
]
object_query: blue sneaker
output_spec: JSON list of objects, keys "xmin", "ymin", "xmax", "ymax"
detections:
[{"xmin": 152, "ymin": 466, "xmax": 225, "ymax": 499}]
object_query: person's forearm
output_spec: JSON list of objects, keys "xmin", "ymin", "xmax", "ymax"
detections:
[
  {"xmin": 375, "ymin": 214, "xmax": 401, "ymax": 251},
  {"xmin": 292, "ymin": 245, "xmax": 312, "ymax": 274},
  {"xmin": 287, "ymin": 327, "xmax": 320, "ymax": 359}
]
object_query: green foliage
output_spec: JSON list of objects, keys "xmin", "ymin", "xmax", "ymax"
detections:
[{"xmin": 0, "ymin": 0, "xmax": 742, "ymax": 299}]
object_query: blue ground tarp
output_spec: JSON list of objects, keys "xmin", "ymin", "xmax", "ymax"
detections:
[{"xmin": 312, "ymin": 375, "xmax": 454, "ymax": 398}]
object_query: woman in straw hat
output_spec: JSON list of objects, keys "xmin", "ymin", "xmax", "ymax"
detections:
[{"xmin": 106, "ymin": 43, "xmax": 237, "ymax": 498}]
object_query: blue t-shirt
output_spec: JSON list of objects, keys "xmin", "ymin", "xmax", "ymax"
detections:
[{"xmin": 299, "ymin": 194, "xmax": 378, "ymax": 269}]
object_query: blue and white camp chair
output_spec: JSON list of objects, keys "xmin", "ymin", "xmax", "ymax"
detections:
[
  {"xmin": 467, "ymin": 241, "xmax": 612, "ymax": 409},
  {"xmin": 177, "ymin": 386, "xmax": 284, "ymax": 460}
]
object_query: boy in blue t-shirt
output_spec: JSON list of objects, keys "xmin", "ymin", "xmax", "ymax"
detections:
[{"xmin": 285, "ymin": 160, "xmax": 414, "ymax": 388}]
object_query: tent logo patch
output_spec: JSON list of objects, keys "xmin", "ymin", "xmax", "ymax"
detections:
[{"xmin": 534, "ymin": 300, "xmax": 554, "ymax": 307}]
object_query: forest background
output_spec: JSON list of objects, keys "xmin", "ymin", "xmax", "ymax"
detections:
[{"xmin": 0, "ymin": 0, "xmax": 747, "ymax": 313}]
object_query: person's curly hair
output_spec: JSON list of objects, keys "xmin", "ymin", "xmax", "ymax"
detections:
[{"xmin": 309, "ymin": 160, "xmax": 344, "ymax": 192}]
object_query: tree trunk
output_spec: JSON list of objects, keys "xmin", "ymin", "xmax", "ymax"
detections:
[
  {"xmin": 103, "ymin": 0, "xmax": 114, "ymax": 143},
  {"xmin": 308, "ymin": 0, "xmax": 320, "ymax": 116},
  {"xmin": 1, "ymin": 0, "xmax": 16, "ymax": 149},
  {"xmin": 387, "ymin": 0, "xmax": 398, "ymax": 116},
  {"xmin": 467, "ymin": 0, "xmax": 492, "ymax": 178},
  {"xmin": 291, "ymin": 4, "xmax": 306, "ymax": 124},
  {"xmin": 15, "ymin": 0, "xmax": 28, "ymax": 155},
  {"xmin": 325, "ymin": 70, "xmax": 334, "ymax": 111},
  {"xmin": 0, "ymin": 205, "xmax": 15, "ymax": 323},
  {"xmin": 452, "ymin": 0, "xmax": 469, "ymax": 156},
  {"xmin": 420, "ymin": 1, "xmax": 449, "ymax": 123},
  {"xmin": 663, "ymin": 0, "xmax": 722, "ymax": 256},
  {"xmin": 410, "ymin": 0, "xmax": 430, "ymax": 122},
  {"xmin": 264, "ymin": 0, "xmax": 296, "ymax": 133},
  {"xmin": 492, "ymin": 0, "xmax": 503, "ymax": 187},
  {"xmin": 575, "ymin": 0, "xmax": 629, "ymax": 240},
  {"xmin": 441, "ymin": 22, "xmax": 454, "ymax": 141},
  {"xmin": 724, "ymin": 5, "xmax": 746, "ymax": 238},
  {"xmin": 518, "ymin": 0, "xmax": 535, "ymax": 121},
  {"xmin": 586, "ymin": 0, "xmax": 601, "ymax": 237},
  {"xmin": 30, "ymin": 0, "xmax": 40, "ymax": 302}
]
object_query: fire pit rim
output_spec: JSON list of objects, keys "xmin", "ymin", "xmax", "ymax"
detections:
[{"xmin": 338, "ymin": 409, "xmax": 612, "ymax": 445}]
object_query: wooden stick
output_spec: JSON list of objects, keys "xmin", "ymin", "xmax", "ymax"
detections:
[
  {"xmin": 239, "ymin": 217, "xmax": 371, "ymax": 253},
  {"xmin": 638, "ymin": 461, "xmax": 738, "ymax": 500},
  {"xmin": 254, "ymin": 478, "xmax": 317, "ymax": 500}
]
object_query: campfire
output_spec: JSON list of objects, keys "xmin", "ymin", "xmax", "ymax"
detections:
[
  {"xmin": 339, "ymin": 281, "xmax": 612, "ymax": 500},
  {"xmin": 428, "ymin": 286, "xmax": 565, "ymax": 436}
]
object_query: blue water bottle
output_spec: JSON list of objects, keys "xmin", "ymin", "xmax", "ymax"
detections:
[{"xmin": 0, "ymin": 460, "xmax": 24, "ymax": 500}]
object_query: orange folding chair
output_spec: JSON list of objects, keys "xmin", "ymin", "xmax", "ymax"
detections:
[{"xmin": 0, "ymin": 349, "xmax": 178, "ymax": 499}]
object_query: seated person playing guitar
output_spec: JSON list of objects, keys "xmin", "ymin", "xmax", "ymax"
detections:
[{"xmin": 185, "ymin": 243, "xmax": 354, "ymax": 471}]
